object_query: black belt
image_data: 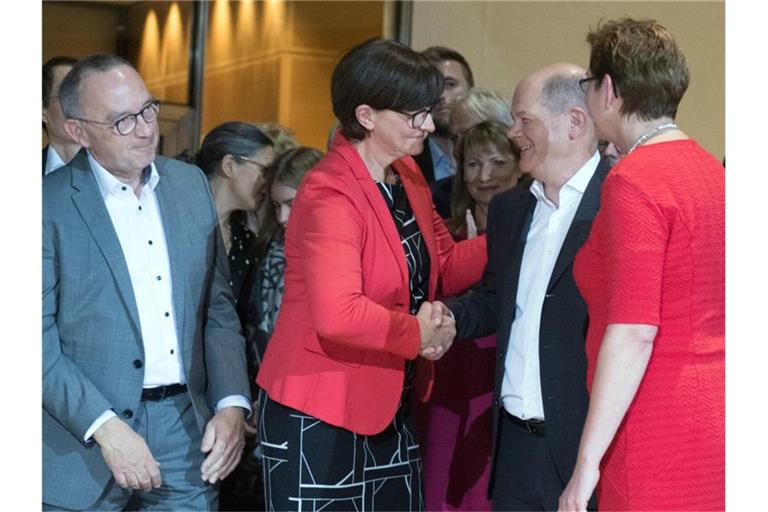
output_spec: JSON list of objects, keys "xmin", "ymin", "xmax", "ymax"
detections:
[
  {"xmin": 141, "ymin": 383, "xmax": 187, "ymax": 401},
  {"xmin": 503, "ymin": 409, "xmax": 546, "ymax": 437}
]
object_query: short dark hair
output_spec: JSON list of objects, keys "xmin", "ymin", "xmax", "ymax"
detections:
[
  {"xmin": 195, "ymin": 121, "xmax": 274, "ymax": 176},
  {"xmin": 586, "ymin": 18, "xmax": 689, "ymax": 120},
  {"xmin": 58, "ymin": 53, "xmax": 133, "ymax": 119},
  {"xmin": 421, "ymin": 45, "xmax": 475, "ymax": 87},
  {"xmin": 43, "ymin": 56, "xmax": 78, "ymax": 107},
  {"xmin": 331, "ymin": 38, "xmax": 443, "ymax": 140}
]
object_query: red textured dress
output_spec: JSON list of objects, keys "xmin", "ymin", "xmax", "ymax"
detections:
[{"xmin": 573, "ymin": 140, "xmax": 724, "ymax": 510}]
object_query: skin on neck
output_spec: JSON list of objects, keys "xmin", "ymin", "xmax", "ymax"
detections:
[
  {"xmin": 48, "ymin": 138, "xmax": 81, "ymax": 163},
  {"xmin": 352, "ymin": 137, "xmax": 396, "ymax": 182},
  {"xmin": 539, "ymin": 147, "xmax": 594, "ymax": 207}
]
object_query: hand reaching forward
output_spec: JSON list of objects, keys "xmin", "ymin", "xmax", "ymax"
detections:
[
  {"xmin": 465, "ymin": 209, "xmax": 478, "ymax": 239},
  {"xmin": 93, "ymin": 416, "xmax": 162, "ymax": 491},
  {"xmin": 200, "ymin": 406, "xmax": 246, "ymax": 483},
  {"xmin": 416, "ymin": 301, "xmax": 455, "ymax": 361}
]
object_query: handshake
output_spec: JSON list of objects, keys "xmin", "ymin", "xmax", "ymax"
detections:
[{"xmin": 416, "ymin": 301, "xmax": 456, "ymax": 361}]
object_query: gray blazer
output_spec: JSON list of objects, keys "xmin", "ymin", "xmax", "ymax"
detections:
[{"xmin": 42, "ymin": 150, "xmax": 250, "ymax": 509}]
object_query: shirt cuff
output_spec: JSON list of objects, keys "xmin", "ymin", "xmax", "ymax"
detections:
[
  {"xmin": 216, "ymin": 395, "xmax": 252, "ymax": 419},
  {"xmin": 84, "ymin": 409, "xmax": 117, "ymax": 443}
]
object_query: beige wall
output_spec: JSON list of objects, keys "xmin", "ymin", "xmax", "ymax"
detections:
[{"xmin": 412, "ymin": 0, "xmax": 725, "ymax": 159}]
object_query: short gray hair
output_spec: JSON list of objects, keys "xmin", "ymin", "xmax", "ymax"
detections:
[
  {"xmin": 540, "ymin": 74, "xmax": 587, "ymax": 115},
  {"xmin": 58, "ymin": 53, "xmax": 133, "ymax": 119}
]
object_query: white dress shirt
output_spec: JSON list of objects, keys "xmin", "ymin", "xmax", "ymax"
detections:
[
  {"xmin": 501, "ymin": 151, "xmax": 599, "ymax": 420},
  {"xmin": 44, "ymin": 145, "xmax": 67, "ymax": 175},
  {"xmin": 84, "ymin": 154, "xmax": 249, "ymax": 440}
]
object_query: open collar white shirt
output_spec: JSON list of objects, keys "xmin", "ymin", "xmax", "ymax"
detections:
[
  {"xmin": 501, "ymin": 151, "xmax": 599, "ymax": 420},
  {"xmin": 44, "ymin": 145, "xmax": 67, "ymax": 175},
  {"xmin": 84, "ymin": 153, "xmax": 249, "ymax": 440}
]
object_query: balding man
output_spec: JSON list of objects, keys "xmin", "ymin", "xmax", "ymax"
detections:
[
  {"xmin": 435, "ymin": 63, "xmax": 608, "ymax": 510},
  {"xmin": 43, "ymin": 54, "xmax": 250, "ymax": 510}
]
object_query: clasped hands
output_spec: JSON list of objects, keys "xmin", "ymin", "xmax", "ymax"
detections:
[{"xmin": 417, "ymin": 300, "xmax": 455, "ymax": 361}]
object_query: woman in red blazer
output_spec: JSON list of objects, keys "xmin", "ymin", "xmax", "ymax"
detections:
[{"xmin": 256, "ymin": 38, "xmax": 486, "ymax": 511}]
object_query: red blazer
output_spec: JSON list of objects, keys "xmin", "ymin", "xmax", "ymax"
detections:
[{"xmin": 256, "ymin": 135, "xmax": 487, "ymax": 435}]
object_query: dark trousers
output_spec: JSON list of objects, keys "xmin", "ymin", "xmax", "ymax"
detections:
[{"xmin": 492, "ymin": 412, "xmax": 595, "ymax": 512}]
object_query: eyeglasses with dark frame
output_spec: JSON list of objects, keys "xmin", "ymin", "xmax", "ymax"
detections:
[
  {"xmin": 578, "ymin": 75, "xmax": 619, "ymax": 97},
  {"xmin": 235, "ymin": 155, "xmax": 272, "ymax": 170},
  {"xmin": 70, "ymin": 100, "xmax": 160, "ymax": 136},
  {"xmin": 393, "ymin": 104, "xmax": 436, "ymax": 129}
]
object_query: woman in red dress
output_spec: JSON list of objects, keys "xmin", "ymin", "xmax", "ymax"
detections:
[{"xmin": 559, "ymin": 18, "xmax": 725, "ymax": 511}]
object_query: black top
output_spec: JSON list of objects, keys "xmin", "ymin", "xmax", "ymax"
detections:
[
  {"xmin": 376, "ymin": 176, "xmax": 430, "ymax": 390},
  {"xmin": 227, "ymin": 210, "xmax": 258, "ymax": 305}
]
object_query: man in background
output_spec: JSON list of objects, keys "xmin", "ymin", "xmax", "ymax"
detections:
[
  {"xmin": 416, "ymin": 46, "xmax": 474, "ymax": 217},
  {"xmin": 42, "ymin": 56, "xmax": 80, "ymax": 175}
]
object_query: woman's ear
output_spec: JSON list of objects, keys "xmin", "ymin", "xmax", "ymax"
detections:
[
  {"xmin": 220, "ymin": 154, "xmax": 238, "ymax": 178},
  {"xmin": 354, "ymin": 104, "xmax": 376, "ymax": 132}
]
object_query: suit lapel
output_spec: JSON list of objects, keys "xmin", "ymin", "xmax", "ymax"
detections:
[
  {"xmin": 336, "ymin": 145, "xmax": 408, "ymax": 285},
  {"xmin": 498, "ymin": 193, "xmax": 536, "ymax": 345},
  {"xmin": 153, "ymin": 157, "xmax": 188, "ymax": 357},
  {"xmin": 69, "ymin": 151, "xmax": 142, "ymax": 336},
  {"xmin": 546, "ymin": 158, "xmax": 610, "ymax": 292}
]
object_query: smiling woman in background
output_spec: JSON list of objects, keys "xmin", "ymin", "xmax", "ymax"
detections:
[{"xmin": 255, "ymin": 38, "xmax": 486, "ymax": 512}]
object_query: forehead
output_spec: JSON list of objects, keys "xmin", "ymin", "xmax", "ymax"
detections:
[
  {"xmin": 511, "ymin": 79, "xmax": 545, "ymax": 116},
  {"xmin": 79, "ymin": 65, "xmax": 152, "ymax": 116},
  {"xmin": 438, "ymin": 60, "xmax": 468, "ymax": 83}
]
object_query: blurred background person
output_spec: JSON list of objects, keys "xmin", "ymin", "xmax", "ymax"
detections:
[
  {"xmin": 255, "ymin": 121, "xmax": 299, "ymax": 156},
  {"xmin": 449, "ymin": 87, "xmax": 513, "ymax": 140},
  {"xmin": 418, "ymin": 119, "xmax": 527, "ymax": 511},
  {"xmin": 596, "ymin": 139, "xmax": 621, "ymax": 168},
  {"xmin": 222, "ymin": 146, "xmax": 323, "ymax": 511},
  {"xmin": 256, "ymin": 38, "xmax": 486, "ymax": 511},
  {"xmin": 431, "ymin": 88, "xmax": 515, "ymax": 221},
  {"xmin": 195, "ymin": 122, "xmax": 275, "ymax": 306},
  {"xmin": 42, "ymin": 56, "xmax": 80, "ymax": 175},
  {"xmin": 560, "ymin": 18, "xmax": 724, "ymax": 512}
]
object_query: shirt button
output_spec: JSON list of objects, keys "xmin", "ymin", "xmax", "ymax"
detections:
[
  {"xmin": 148, "ymin": 240, "xmax": 153, "ymax": 245},
  {"xmin": 138, "ymin": 206, "xmax": 142, "ymax": 211},
  {"xmin": 164, "ymin": 312, "xmax": 170, "ymax": 317},
  {"xmin": 156, "ymin": 275, "xmax": 162, "ymax": 281},
  {"xmin": 170, "ymin": 349, "xmax": 175, "ymax": 355},
  {"xmin": 122, "ymin": 409, "xmax": 133, "ymax": 419},
  {"xmin": 132, "ymin": 359, "xmax": 143, "ymax": 368},
  {"xmin": 121, "ymin": 186, "xmax": 127, "ymax": 191}
]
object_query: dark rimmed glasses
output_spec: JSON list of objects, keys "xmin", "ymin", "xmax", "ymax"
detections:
[
  {"xmin": 70, "ymin": 100, "xmax": 160, "ymax": 136},
  {"xmin": 579, "ymin": 75, "xmax": 619, "ymax": 97},
  {"xmin": 393, "ymin": 104, "xmax": 436, "ymax": 129}
]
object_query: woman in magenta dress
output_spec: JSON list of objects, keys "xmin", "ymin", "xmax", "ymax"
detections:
[{"xmin": 559, "ymin": 18, "xmax": 724, "ymax": 511}]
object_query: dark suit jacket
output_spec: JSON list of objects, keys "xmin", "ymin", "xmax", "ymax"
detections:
[
  {"xmin": 447, "ymin": 158, "xmax": 610, "ymax": 503},
  {"xmin": 42, "ymin": 146, "xmax": 48, "ymax": 175}
]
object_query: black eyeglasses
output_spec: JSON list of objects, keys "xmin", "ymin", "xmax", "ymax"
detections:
[
  {"xmin": 71, "ymin": 100, "xmax": 160, "ymax": 136},
  {"xmin": 579, "ymin": 75, "xmax": 619, "ymax": 97},
  {"xmin": 235, "ymin": 156, "xmax": 271, "ymax": 170},
  {"xmin": 393, "ymin": 105, "xmax": 435, "ymax": 129}
]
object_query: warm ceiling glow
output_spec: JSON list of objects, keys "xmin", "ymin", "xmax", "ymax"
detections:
[
  {"xmin": 162, "ymin": 2, "xmax": 185, "ymax": 72},
  {"xmin": 209, "ymin": 0, "xmax": 234, "ymax": 61},
  {"xmin": 139, "ymin": 9, "xmax": 160, "ymax": 77}
]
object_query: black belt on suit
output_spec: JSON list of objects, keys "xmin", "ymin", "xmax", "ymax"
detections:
[
  {"xmin": 503, "ymin": 409, "xmax": 547, "ymax": 437},
  {"xmin": 141, "ymin": 383, "xmax": 187, "ymax": 401}
]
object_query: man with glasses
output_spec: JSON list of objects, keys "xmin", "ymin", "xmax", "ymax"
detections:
[
  {"xmin": 42, "ymin": 56, "xmax": 80, "ymax": 175},
  {"xmin": 435, "ymin": 63, "xmax": 610, "ymax": 511},
  {"xmin": 43, "ymin": 54, "xmax": 251, "ymax": 510}
]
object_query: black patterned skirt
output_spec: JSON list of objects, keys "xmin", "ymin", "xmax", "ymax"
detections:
[{"xmin": 258, "ymin": 391, "xmax": 423, "ymax": 512}]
